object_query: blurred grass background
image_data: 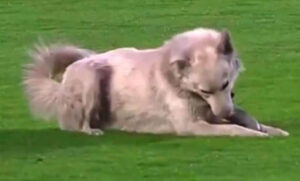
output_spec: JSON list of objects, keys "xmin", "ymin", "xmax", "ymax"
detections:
[{"xmin": 0, "ymin": 0, "xmax": 299, "ymax": 180}]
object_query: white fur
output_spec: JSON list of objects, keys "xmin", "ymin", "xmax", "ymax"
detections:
[{"xmin": 23, "ymin": 29, "xmax": 289, "ymax": 137}]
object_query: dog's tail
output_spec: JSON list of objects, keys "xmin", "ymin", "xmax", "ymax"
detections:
[{"xmin": 23, "ymin": 45, "xmax": 94, "ymax": 121}]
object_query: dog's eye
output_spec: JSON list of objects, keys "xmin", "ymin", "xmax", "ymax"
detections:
[{"xmin": 221, "ymin": 81, "xmax": 229, "ymax": 90}]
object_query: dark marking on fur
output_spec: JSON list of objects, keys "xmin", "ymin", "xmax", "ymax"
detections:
[
  {"xmin": 90, "ymin": 65, "xmax": 113, "ymax": 129},
  {"xmin": 47, "ymin": 46, "xmax": 93, "ymax": 78}
]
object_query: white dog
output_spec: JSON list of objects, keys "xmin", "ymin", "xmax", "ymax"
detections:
[{"xmin": 23, "ymin": 28, "xmax": 288, "ymax": 136}]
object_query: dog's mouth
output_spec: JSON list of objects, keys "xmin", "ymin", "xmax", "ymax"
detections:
[{"xmin": 187, "ymin": 89, "xmax": 236, "ymax": 117}]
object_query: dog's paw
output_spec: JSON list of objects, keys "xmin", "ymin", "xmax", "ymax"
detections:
[
  {"xmin": 262, "ymin": 125, "xmax": 289, "ymax": 137},
  {"xmin": 90, "ymin": 129, "xmax": 104, "ymax": 136},
  {"xmin": 245, "ymin": 129, "xmax": 269, "ymax": 137},
  {"xmin": 229, "ymin": 125, "xmax": 269, "ymax": 137},
  {"xmin": 82, "ymin": 128, "xmax": 104, "ymax": 136}
]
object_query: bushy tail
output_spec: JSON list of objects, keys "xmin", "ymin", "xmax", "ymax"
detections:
[{"xmin": 23, "ymin": 45, "xmax": 94, "ymax": 120}]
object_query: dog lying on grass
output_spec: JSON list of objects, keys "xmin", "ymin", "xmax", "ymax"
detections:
[{"xmin": 23, "ymin": 28, "xmax": 288, "ymax": 136}]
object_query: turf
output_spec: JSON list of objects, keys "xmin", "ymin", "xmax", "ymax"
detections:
[{"xmin": 0, "ymin": 0, "xmax": 299, "ymax": 180}]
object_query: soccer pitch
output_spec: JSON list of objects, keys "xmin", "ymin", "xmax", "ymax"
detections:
[{"xmin": 0, "ymin": 0, "xmax": 299, "ymax": 180}]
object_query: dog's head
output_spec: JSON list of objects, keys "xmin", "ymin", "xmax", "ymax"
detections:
[{"xmin": 166, "ymin": 28, "xmax": 243, "ymax": 118}]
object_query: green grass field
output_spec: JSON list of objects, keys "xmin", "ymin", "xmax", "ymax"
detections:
[{"xmin": 0, "ymin": 0, "xmax": 300, "ymax": 180}]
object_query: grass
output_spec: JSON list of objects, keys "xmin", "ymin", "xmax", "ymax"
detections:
[{"xmin": 0, "ymin": 0, "xmax": 300, "ymax": 180}]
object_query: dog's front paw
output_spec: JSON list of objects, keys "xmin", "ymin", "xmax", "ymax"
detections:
[
  {"xmin": 82, "ymin": 128, "xmax": 104, "ymax": 136},
  {"xmin": 89, "ymin": 129, "xmax": 104, "ymax": 136},
  {"xmin": 262, "ymin": 125, "xmax": 289, "ymax": 137}
]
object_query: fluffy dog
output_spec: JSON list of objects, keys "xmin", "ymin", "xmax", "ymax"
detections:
[{"xmin": 23, "ymin": 28, "xmax": 288, "ymax": 136}]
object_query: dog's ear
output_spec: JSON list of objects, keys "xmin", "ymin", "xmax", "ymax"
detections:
[
  {"xmin": 170, "ymin": 55, "xmax": 190, "ymax": 78},
  {"xmin": 169, "ymin": 47, "xmax": 190, "ymax": 67},
  {"xmin": 218, "ymin": 30, "xmax": 233, "ymax": 55},
  {"xmin": 168, "ymin": 40, "xmax": 191, "ymax": 78}
]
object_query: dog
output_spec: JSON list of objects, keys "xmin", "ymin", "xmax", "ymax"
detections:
[{"xmin": 23, "ymin": 28, "xmax": 289, "ymax": 136}]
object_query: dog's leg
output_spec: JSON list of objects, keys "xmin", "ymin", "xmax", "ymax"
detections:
[
  {"xmin": 79, "ymin": 63, "xmax": 111, "ymax": 136},
  {"xmin": 213, "ymin": 106, "xmax": 288, "ymax": 136},
  {"xmin": 81, "ymin": 120, "xmax": 104, "ymax": 136},
  {"xmin": 174, "ymin": 121, "xmax": 268, "ymax": 136},
  {"xmin": 260, "ymin": 124, "xmax": 289, "ymax": 136},
  {"xmin": 81, "ymin": 90, "xmax": 104, "ymax": 136},
  {"xmin": 58, "ymin": 99, "xmax": 84, "ymax": 132},
  {"xmin": 58, "ymin": 104, "xmax": 103, "ymax": 135}
]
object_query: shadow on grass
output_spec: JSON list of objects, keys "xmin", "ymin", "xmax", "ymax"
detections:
[
  {"xmin": 0, "ymin": 128, "xmax": 177, "ymax": 155},
  {"xmin": 0, "ymin": 125, "xmax": 294, "ymax": 156}
]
